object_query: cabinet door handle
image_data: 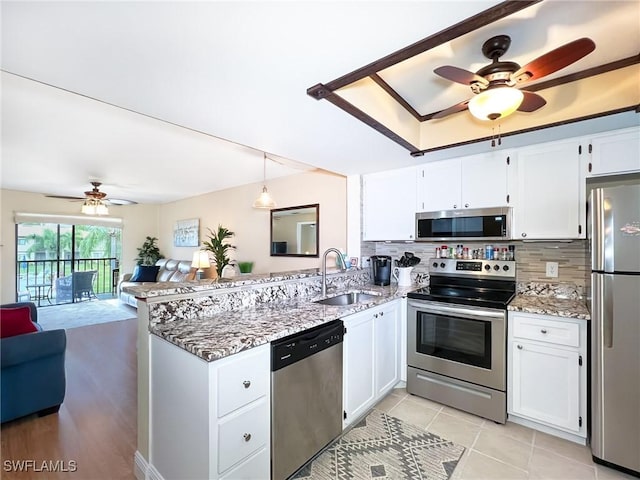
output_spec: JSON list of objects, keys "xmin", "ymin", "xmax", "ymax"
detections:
[
  {"xmin": 374, "ymin": 313, "xmax": 379, "ymax": 318},
  {"xmin": 521, "ymin": 232, "xmax": 527, "ymax": 238},
  {"xmin": 453, "ymin": 204, "xmax": 458, "ymax": 209},
  {"xmin": 464, "ymin": 203, "xmax": 469, "ymax": 208},
  {"xmin": 540, "ymin": 329, "xmax": 548, "ymax": 334},
  {"xmin": 517, "ymin": 344, "xmax": 523, "ymax": 350},
  {"xmin": 243, "ymin": 433, "xmax": 252, "ymax": 442},
  {"xmin": 243, "ymin": 380, "xmax": 251, "ymax": 389},
  {"xmin": 380, "ymin": 311, "xmax": 384, "ymax": 316}
]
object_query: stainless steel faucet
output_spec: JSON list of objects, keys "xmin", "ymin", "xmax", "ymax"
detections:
[{"xmin": 321, "ymin": 248, "xmax": 347, "ymax": 297}]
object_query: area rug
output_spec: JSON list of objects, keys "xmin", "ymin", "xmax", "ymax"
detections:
[
  {"xmin": 292, "ymin": 409, "xmax": 465, "ymax": 480},
  {"xmin": 37, "ymin": 299, "xmax": 136, "ymax": 330}
]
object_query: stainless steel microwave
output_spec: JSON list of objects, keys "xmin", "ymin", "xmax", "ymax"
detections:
[{"xmin": 416, "ymin": 206, "xmax": 512, "ymax": 241}]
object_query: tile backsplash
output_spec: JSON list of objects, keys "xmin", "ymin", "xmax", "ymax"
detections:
[{"xmin": 362, "ymin": 240, "xmax": 589, "ymax": 290}]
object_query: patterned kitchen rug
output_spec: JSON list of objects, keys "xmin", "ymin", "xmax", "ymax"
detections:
[{"xmin": 292, "ymin": 409, "xmax": 465, "ymax": 480}]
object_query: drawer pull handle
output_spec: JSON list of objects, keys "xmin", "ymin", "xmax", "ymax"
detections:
[
  {"xmin": 517, "ymin": 344, "xmax": 523, "ymax": 350},
  {"xmin": 243, "ymin": 433, "xmax": 252, "ymax": 442},
  {"xmin": 540, "ymin": 329, "xmax": 548, "ymax": 334},
  {"xmin": 243, "ymin": 380, "xmax": 251, "ymax": 389}
]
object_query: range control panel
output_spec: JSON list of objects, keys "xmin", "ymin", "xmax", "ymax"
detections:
[{"xmin": 428, "ymin": 258, "xmax": 516, "ymax": 278}]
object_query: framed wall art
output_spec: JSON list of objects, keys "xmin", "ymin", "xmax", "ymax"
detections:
[{"xmin": 174, "ymin": 218, "xmax": 199, "ymax": 247}]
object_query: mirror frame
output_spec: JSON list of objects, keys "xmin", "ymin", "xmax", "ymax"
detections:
[{"xmin": 270, "ymin": 204, "xmax": 319, "ymax": 258}]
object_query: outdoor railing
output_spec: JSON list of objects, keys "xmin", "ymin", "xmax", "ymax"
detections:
[{"xmin": 16, "ymin": 257, "xmax": 119, "ymax": 304}]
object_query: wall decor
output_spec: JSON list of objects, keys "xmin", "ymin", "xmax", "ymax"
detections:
[{"xmin": 174, "ymin": 218, "xmax": 199, "ymax": 247}]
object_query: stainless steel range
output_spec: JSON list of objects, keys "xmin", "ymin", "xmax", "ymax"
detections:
[{"xmin": 407, "ymin": 258, "xmax": 516, "ymax": 423}]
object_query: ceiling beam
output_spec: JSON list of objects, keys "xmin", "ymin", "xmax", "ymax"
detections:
[{"xmin": 307, "ymin": 0, "xmax": 542, "ymax": 100}]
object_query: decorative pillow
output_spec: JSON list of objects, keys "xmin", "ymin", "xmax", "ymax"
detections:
[
  {"xmin": 1, "ymin": 306, "xmax": 38, "ymax": 338},
  {"xmin": 129, "ymin": 265, "xmax": 161, "ymax": 282}
]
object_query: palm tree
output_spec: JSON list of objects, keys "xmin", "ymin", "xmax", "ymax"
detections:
[
  {"xmin": 76, "ymin": 226, "xmax": 120, "ymax": 258},
  {"xmin": 26, "ymin": 228, "xmax": 71, "ymax": 259}
]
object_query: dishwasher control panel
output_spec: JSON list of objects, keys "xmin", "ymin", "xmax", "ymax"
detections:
[{"xmin": 271, "ymin": 319, "xmax": 344, "ymax": 371}]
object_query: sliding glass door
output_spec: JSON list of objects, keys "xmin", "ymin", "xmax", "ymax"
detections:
[{"xmin": 16, "ymin": 222, "xmax": 121, "ymax": 306}]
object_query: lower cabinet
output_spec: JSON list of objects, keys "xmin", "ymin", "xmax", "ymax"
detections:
[
  {"xmin": 507, "ymin": 312, "xmax": 587, "ymax": 444},
  {"xmin": 343, "ymin": 300, "xmax": 401, "ymax": 427},
  {"xmin": 150, "ymin": 336, "xmax": 270, "ymax": 480}
]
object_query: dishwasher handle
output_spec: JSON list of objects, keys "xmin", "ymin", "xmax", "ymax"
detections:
[{"xmin": 271, "ymin": 319, "xmax": 343, "ymax": 371}]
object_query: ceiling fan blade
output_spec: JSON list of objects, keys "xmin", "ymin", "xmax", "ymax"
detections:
[
  {"xmin": 518, "ymin": 91, "xmax": 547, "ymax": 112},
  {"xmin": 512, "ymin": 38, "xmax": 596, "ymax": 84},
  {"xmin": 45, "ymin": 194, "xmax": 85, "ymax": 201},
  {"xmin": 434, "ymin": 66, "xmax": 488, "ymax": 87},
  {"xmin": 106, "ymin": 198, "xmax": 138, "ymax": 206},
  {"xmin": 431, "ymin": 99, "xmax": 471, "ymax": 119}
]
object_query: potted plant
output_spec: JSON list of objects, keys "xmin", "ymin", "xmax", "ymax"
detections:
[
  {"xmin": 237, "ymin": 261, "xmax": 254, "ymax": 274},
  {"xmin": 202, "ymin": 225, "xmax": 236, "ymax": 278},
  {"xmin": 136, "ymin": 236, "xmax": 163, "ymax": 266}
]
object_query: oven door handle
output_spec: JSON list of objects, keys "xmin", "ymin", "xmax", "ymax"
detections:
[{"xmin": 408, "ymin": 301, "xmax": 505, "ymax": 322}]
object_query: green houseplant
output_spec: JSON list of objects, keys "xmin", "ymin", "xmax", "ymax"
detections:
[
  {"xmin": 135, "ymin": 236, "xmax": 163, "ymax": 266},
  {"xmin": 202, "ymin": 225, "xmax": 236, "ymax": 278},
  {"xmin": 237, "ymin": 261, "xmax": 254, "ymax": 274}
]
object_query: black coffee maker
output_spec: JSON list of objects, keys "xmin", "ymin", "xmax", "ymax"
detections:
[{"xmin": 371, "ymin": 255, "xmax": 392, "ymax": 286}]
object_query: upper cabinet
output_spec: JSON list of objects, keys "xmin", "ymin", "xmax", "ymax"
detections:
[
  {"xmin": 586, "ymin": 127, "xmax": 640, "ymax": 177},
  {"xmin": 512, "ymin": 139, "xmax": 585, "ymax": 240},
  {"xmin": 417, "ymin": 151, "xmax": 512, "ymax": 212},
  {"xmin": 362, "ymin": 166, "xmax": 417, "ymax": 241}
]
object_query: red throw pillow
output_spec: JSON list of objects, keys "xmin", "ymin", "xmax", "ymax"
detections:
[{"xmin": 1, "ymin": 306, "xmax": 38, "ymax": 338}]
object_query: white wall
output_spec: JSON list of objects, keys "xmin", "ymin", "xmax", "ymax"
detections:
[
  {"xmin": 157, "ymin": 171, "xmax": 347, "ymax": 276},
  {"xmin": 0, "ymin": 189, "xmax": 159, "ymax": 304}
]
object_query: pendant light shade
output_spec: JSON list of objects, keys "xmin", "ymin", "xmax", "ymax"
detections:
[
  {"xmin": 468, "ymin": 85, "xmax": 524, "ymax": 121},
  {"xmin": 253, "ymin": 153, "xmax": 277, "ymax": 209}
]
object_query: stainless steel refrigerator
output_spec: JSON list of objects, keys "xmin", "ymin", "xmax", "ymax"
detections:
[{"xmin": 589, "ymin": 180, "xmax": 640, "ymax": 476}]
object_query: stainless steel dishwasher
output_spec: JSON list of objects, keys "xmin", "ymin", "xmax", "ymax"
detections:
[{"xmin": 271, "ymin": 319, "xmax": 344, "ymax": 480}]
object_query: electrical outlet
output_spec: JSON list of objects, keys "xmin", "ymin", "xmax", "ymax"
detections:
[{"xmin": 546, "ymin": 262, "xmax": 559, "ymax": 278}]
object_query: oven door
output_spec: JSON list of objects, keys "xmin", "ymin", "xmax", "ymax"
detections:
[{"xmin": 407, "ymin": 300, "xmax": 506, "ymax": 391}]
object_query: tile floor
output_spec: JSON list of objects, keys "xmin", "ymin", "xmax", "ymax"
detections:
[{"xmin": 375, "ymin": 387, "xmax": 636, "ymax": 480}]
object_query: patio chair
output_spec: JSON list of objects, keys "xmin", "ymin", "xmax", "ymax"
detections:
[
  {"xmin": 55, "ymin": 270, "xmax": 98, "ymax": 304},
  {"xmin": 72, "ymin": 270, "xmax": 98, "ymax": 302}
]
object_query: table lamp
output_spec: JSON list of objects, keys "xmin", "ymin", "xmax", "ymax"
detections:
[{"xmin": 191, "ymin": 251, "xmax": 210, "ymax": 280}]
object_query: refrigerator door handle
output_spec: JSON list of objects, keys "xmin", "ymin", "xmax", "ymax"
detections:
[
  {"xmin": 603, "ymin": 275, "xmax": 614, "ymax": 348},
  {"xmin": 591, "ymin": 188, "xmax": 606, "ymax": 271}
]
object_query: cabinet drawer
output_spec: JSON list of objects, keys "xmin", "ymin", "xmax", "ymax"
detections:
[
  {"xmin": 220, "ymin": 447, "xmax": 269, "ymax": 480},
  {"xmin": 218, "ymin": 398, "xmax": 269, "ymax": 474},
  {"xmin": 512, "ymin": 316, "xmax": 579, "ymax": 347},
  {"xmin": 217, "ymin": 345, "xmax": 269, "ymax": 417}
]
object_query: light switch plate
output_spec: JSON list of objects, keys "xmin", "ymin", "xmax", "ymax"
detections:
[{"xmin": 546, "ymin": 262, "xmax": 559, "ymax": 278}]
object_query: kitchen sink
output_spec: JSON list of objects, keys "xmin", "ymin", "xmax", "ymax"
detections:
[{"xmin": 314, "ymin": 291, "xmax": 380, "ymax": 306}]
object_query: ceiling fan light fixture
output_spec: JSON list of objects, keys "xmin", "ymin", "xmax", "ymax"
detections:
[
  {"xmin": 253, "ymin": 153, "xmax": 277, "ymax": 209},
  {"xmin": 468, "ymin": 86, "xmax": 524, "ymax": 121},
  {"xmin": 81, "ymin": 197, "xmax": 109, "ymax": 216}
]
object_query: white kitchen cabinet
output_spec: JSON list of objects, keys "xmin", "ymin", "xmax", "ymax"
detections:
[
  {"xmin": 587, "ymin": 127, "xmax": 640, "ymax": 176},
  {"xmin": 150, "ymin": 336, "xmax": 270, "ymax": 480},
  {"xmin": 343, "ymin": 300, "xmax": 401, "ymax": 426},
  {"xmin": 362, "ymin": 166, "xmax": 417, "ymax": 241},
  {"xmin": 508, "ymin": 312, "xmax": 587, "ymax": 444},
  {"xmin": 511, "ymin": 139, "xmax": 585, "ymax": 239},
  {"xmin": 417, "ymin": 151, "xmax": 512, "ymax": 212}
]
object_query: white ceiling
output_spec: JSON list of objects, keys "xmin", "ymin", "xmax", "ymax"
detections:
[{"xmin": 1, "ymin": 1, "xmax": 638, "ymax": 205}]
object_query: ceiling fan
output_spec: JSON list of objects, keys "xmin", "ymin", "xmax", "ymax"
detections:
[
  {"xmin": 46, "ymin": 181, "xmax": 137, "ymax": 209},
  {"xmin": 432, "ymin": 35, "xmax": 596, "ymax": 121}
]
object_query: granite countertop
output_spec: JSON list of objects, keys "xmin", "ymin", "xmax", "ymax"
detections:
[
  {"xmin": 150, "ymin": 284, "xmax": 414, "ymax": 362},
  {"xmin": 123, "ymin": 268, "xmax": 325, "ymax": 299},
  {"xmin": 507, "ymin": 295, "xmax": 590, "ymax": 320}
]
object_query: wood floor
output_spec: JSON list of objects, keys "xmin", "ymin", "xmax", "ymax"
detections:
[{"xmin": 1, "ymin": 319, "xmax": 137, "ymax": 480}]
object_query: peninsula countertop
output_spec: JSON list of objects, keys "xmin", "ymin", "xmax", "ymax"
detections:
[{"xmin": 149, "ymin": 284, "xmax": 413, "ymax": 362}]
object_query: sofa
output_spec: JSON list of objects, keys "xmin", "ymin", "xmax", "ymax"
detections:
[
  {"xmin": 118, "ymin": 258, "xmax": 196, "ymax": 308},
  {"xmin": 1, "ymin": 302, "xmax": 67, "ymax": 423}
]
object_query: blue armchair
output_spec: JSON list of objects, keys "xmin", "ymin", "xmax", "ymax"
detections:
[{"xmin": 1, "ymin": 302, "xmax": 67, "ymax": 423}]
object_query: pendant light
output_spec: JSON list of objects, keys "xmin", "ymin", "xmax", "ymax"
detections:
[{"xmin": 253, "ymin": 153, "xmax": 277, "ymax": 209}]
